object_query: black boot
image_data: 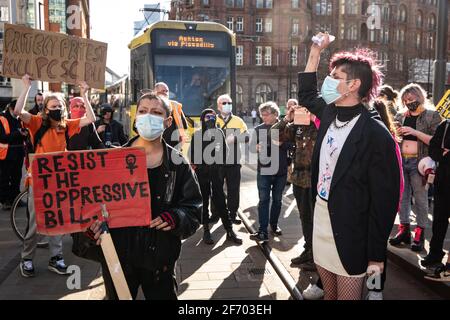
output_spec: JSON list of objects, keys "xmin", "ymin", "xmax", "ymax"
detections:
[
  {"xmin": 411, "ymin": 227, "xmax": 425, "ymax": 252},
  {"xmin": 389, "ymin": 224, "xmax": 411, "ymax": 246},
  {"xmin": 226, "ymin": 229, "xmax": 243, "ymax": 245},
  {"xmin": 203, "ymin": 225, "xmax": 214, "ymax": 245}
]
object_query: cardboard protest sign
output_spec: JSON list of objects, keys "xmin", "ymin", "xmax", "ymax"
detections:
[
  {"xmin": 436, "ymin": 90, "xmax": 450, "ymax": 119},
  {"xmin": 1, "ymin": 23, "xmax": 107, "ymax": 89},
  {"xmin": 31, "ymin": 148, "xmax": 151, "ymax": 236}
]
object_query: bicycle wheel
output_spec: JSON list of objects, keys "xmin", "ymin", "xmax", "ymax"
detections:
[{"xmin": 10, "ymin": 190, "xmax": 49, "ymax": 248}]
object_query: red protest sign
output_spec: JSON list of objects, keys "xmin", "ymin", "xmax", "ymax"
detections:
[{"xmin": 31, "ymin": 148, "xmax": 151, "ymax": 236}]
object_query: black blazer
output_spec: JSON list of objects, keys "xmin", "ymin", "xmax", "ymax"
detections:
[{"xmin": 298, "ymin": 72, "xmax": 401, "ymax": 275}]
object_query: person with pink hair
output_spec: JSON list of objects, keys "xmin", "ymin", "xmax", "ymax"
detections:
[
  {"xmin": 66, "ymin": 97, "xmax": 104, "ymax": 151},
  {"xmin": 298, "ymin": 33, "xmax": 401, "ymax": 300}
]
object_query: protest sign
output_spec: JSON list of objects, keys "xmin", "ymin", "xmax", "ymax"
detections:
[
  {"xmin": 31, "ymin": 148, "xmax": 151, "ymax": 236},
  {"xmin": 436, "ymin": 89, "xmax": 450, "ymax": 119},
  {"xmin": 1, "ymin": 23, "xmax": 107, "ymax": 89}
]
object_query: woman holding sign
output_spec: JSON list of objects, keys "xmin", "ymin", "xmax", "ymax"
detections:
[
  {"xmin": 88, "ymin": 92, "xmax": 202, "ymax": 300},
  {"xmin": 14, "ymin": 74, "xmax": 96, "ymax": 278}
]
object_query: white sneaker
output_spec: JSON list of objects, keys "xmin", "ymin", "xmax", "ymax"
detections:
[
  {"xmin": 302, "ymin": 284, "xmax": 324, "ymax": 300},
  {"xmin": 366, "ymin": 291, "xmax": 383, "ymax": 300}
]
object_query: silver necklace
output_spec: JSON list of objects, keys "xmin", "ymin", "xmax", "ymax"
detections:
[{"xmin": 332, "ymin": 114, "xmax": 360, "ymax": 130}]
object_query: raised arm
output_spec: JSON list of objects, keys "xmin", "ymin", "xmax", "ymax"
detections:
[
  {"xmin": 14, "ymin": 75, "xmax": 33, "ymax": 124},
  {"xmin": 78, "ymin": 81, "xmax": 96, "ymax": 128},
  {"xmin": 298, "ymin": 33, "xmax": 332, "ymax": 119}
]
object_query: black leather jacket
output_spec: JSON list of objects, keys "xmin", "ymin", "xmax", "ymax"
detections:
[{"xmin": 72, "ymin": 137, "xmax": 202, "ymax": 271}]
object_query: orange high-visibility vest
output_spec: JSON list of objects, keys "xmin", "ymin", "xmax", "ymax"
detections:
[
  {"xmin": 0, "ymin": 116, "xmax": 10, "ymax": 160},
  {"xmin": 170, "ymin": 100, "xmax": 186, "ymax": 143}
]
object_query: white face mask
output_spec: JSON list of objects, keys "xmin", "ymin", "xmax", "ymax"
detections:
[{"xmin": 135, "ymin": 114, "xmax": 165, "ymax": 141}]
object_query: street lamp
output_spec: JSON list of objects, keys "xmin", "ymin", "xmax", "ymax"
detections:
[{"xmin": 427, "ymin": 29, "xmax": 436, "ymax": 96}]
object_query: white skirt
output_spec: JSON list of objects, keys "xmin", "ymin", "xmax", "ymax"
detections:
[{"xmin": 313, "ymin": 196, "xmax": 366, "ymax": 278}]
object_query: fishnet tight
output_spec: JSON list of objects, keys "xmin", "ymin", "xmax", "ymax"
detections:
[{"xmin": 317, "ymin": 265, "xmax": 365, "ymax": 300}]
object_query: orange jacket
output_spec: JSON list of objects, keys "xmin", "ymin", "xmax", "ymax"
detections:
[{"xmin": 0, "ymin": 116, "xmax": 10, "ymax": 160}]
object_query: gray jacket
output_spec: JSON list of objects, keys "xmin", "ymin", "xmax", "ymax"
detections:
[{"xmin": 395, "ymin": 109, "xmax": 443, "ymax": 161}]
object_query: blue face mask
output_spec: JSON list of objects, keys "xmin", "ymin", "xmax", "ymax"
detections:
[
  {"xmin": 321, "ymin": 76, "xmax": 343, "ymax": 105},
  {"xmin": 135, "ymin": 114, "xmax": 165, "ymax": 141},
  {"xmin": 222, "ymin": 103, "xmax": 233, "ymax": 114}
]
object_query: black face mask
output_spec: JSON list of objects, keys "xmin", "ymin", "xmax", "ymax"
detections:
[
  {"xmin": 48, "ymin": 109, "xmax": 63, "ymax": 122},
  {"xmin": 205, "ymin": 119, "xmax": 216, "ymax": 129},
  {"xmin": 406, "ymin": 101, "xmax": 421, "ymax": 112}
]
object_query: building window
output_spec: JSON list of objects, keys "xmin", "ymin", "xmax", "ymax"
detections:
[
  {"xmin": 416, "ymin": 34, "xmax": 422, "ymax": 49},
  {"xmin": 315, "ymin": 0, "xmax": 332, "ymax": 16},
  {"xmin": 256, "ymin": 46, "xmax": 263, "ymax": 66},
  {"xmin": 398, "ymin": 5, "xmax": 407, "ymax": 23},
  {"xmin": 202, "ymin": 0, "xmax": 210, "ymax": 5},
  {"xmin": 428, "ymin": 14, "xmax": 436, "ymax": 30},
  {"xmin": 236, "ymin": 17, "xmax": 244, "ymax": 32},
  {"xmin": 256, "ymin": 84, "xmax": 273, "ymax": 104},
  {"xmin": 227, "ymin": 16, "xmax": 234, "ymax": 31},
  {"xmin": 0, "ymin": 6, "xmax": 9, "ymax": 22},
  {"xmin": 346, "ymin": 24, "xmax": 358, "ymax": 40},
  {"xmin": 290, "ymin": 83, "xmax": 298, "ymax": 99},
  {"xmin": 264, "ymin": 46, "xmax": 272, "ymax": 66},
  {"xmin": 400, "ymin": 29, "xmax": 405, "ymax": 46},
  {"xmin": 291, "ymin": 46, "xmax": 298, "ymax": 66},
  {"xmin": 345, "ymin": 0, "xmax": 359, "ymax": 15},
  {"xmin": 49, "ymin": 0, "xmax": 67, "ymax": 33},
  {"xmin": 236, "ymin": 45, "xmax": 244, "ymax": 66},
  {"xmin": 382, "ymin": 26, "xmax": 390, "ymax": 44},
  {"xmin": 226, "ymin": 0, "xmax": 244, "ymax": 7},
  {"xmin": 237, "ymin": 85, "xmax": 244, "ymax": 104},
  {"xmin": 292, "ymin": 18, "xmax": 299, "ymax": 35},
  {"xmin": 399, "ymin": 54, "xmax": 404, "ymax": 71},
  {"xmin": 265, "ymin": 18, "xmax": 272, "ymax": 33},
  {"xmin": 430, "ymin": 35, "xmax": 435, "ymax": 50},
  {"xmin": 292, "ymin": 0, "xmax": 299, "ymax": 8},
  {"xmin": 257, "ymin": 0, "xmax": 272, "ymax": 8},
  {"xmin": 316, "ymin": 23, "xmax": 331, "ymax": 34},
  {"xmin": 417, "ymin": 11, "xmax": 423, "ymax": 28},
  {"xmin": 380, "ymin": 52, "xmax": 389, "ymax": 65},
  {"xmin": 382, "ymin": 2, "xmax": 391, "ymax": 21},
  {"xmin": 256, "ymin": 18, "xmax": 263, "ymax": 32}
]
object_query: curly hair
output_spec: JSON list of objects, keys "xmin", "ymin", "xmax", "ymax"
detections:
[{"xmin": 330, "ymin": 48, "xmax": 384, "ymax": 103}]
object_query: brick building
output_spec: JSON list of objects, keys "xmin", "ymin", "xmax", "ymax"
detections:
[{"xmin": 170, "ymin": 0, "xmax": 447, "ymax": 112}]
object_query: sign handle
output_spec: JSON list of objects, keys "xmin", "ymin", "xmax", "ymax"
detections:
[{"xmin": 100, "ymin": 204, "xmax": 132, "ymax": 300}]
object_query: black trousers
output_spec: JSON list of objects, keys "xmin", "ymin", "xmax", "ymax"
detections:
[
  {"xmin": 217, "ymin": 165, "xmax": 242, "ymax": 220},
  {"xmin": 197, "ymin": 166, "xmax": 232, "ymax": 230},
  {"xmin": 0, "ymin": 158, "xmax": 23, "ymax": 204},
  {"xmin": 102, "ymin": 261, "xmax": 177, "ymax": 300},
  {"xmin": 429, "ymin": 186, "xmax": 450, "ymax": 260},
  {"xmin": 293, "ymin": 185, "xmax": 314, "ymax": 253}
]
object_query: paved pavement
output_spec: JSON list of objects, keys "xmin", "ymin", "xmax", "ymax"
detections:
[
  {"xmin": 0, "ymin": 121, "xmax": 447, "ymax": 300},
  {"xmin": 238, "ymin": 164, "xmax": 448, "ymax": 300}
]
